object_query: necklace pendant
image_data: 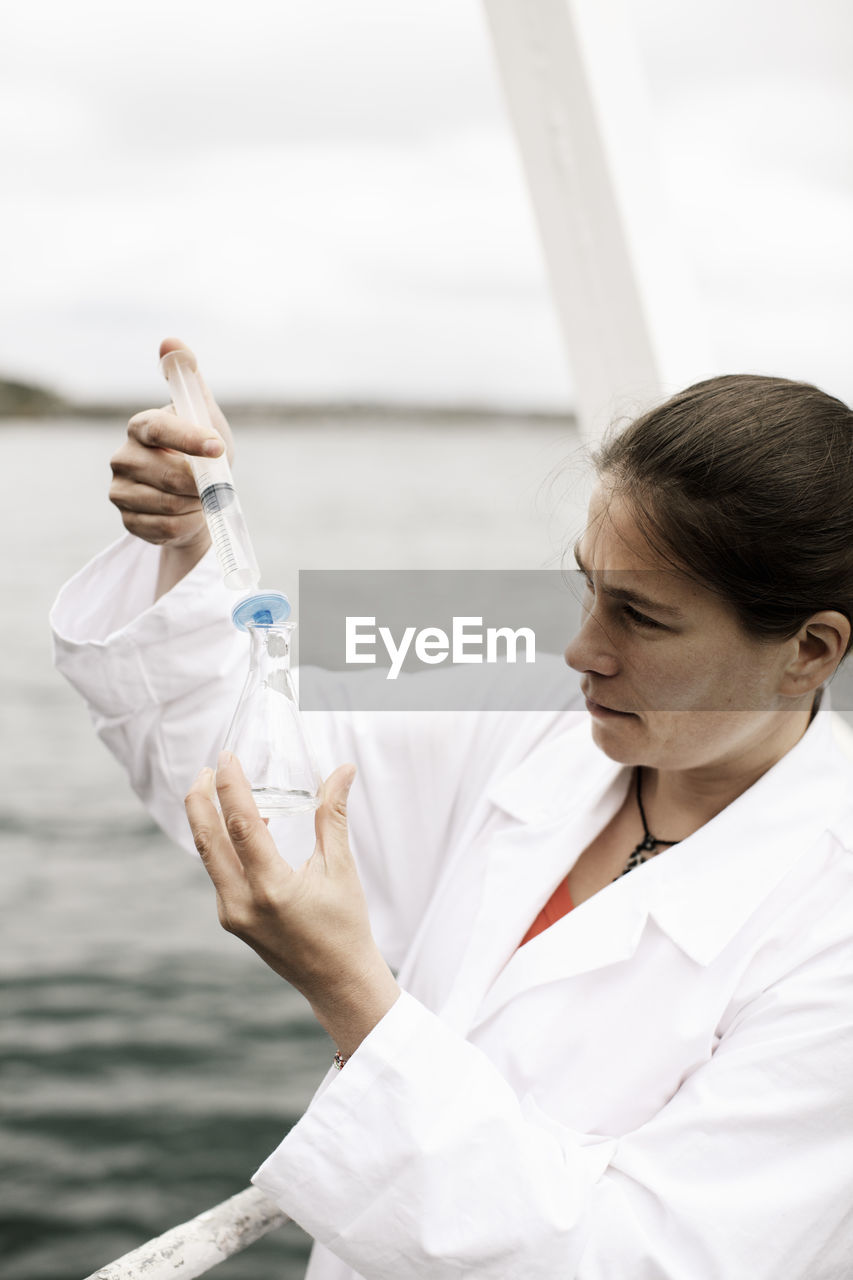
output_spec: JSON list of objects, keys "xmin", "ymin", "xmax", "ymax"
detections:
[
  {"xmin": 614, "ymin": 767, "xmax": 682, "ymax": 884},
  {"xmin": 622, "ymin": 844, "xmax": 651, "ymax": 875}
]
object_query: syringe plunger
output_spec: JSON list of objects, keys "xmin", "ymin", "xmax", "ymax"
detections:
[{"xmin": 160, "ymin": 349, "xmax": 260, "ymax": 593}]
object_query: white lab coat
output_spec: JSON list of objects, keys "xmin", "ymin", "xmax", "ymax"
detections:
[{"xmin": 52, "ymin": 536, "xmax": 853, "ymax": 1280}]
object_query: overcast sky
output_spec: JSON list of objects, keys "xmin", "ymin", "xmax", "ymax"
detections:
[{"xmin": 1, "ymin": 0, "xmax": 851, "ymax": 407}]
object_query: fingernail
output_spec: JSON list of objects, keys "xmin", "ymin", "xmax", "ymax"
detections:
[
  {"xmin": 203, "ymin": 438, "xmax": 223, "ymax": 457},
  {"xmin": 217, "ymin": 750, "xmax": 233, "ymax": 770}
]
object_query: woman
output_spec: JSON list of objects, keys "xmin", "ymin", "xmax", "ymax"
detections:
[{"xmin": 52, "ymin": 343, "xmax": 853, "ymax": 1278}]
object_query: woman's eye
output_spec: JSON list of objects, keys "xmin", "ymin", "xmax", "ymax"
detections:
[
  {"xmin": 623, "ymin": 604, "xmax": 662, "ymax": 630},
  {"xmin": 579, "ymin": 573, "xmax": 665, "ymax": 631}
]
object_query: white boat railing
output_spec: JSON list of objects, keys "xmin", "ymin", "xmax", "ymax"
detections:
[{"xmin": 82, "ymin": 1185, "xmax": 289, "ymax": 1280}]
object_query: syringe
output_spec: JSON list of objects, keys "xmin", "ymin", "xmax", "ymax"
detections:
[
  {"xmin": 161, "ymin": 347, "xmax": 261, "ymax": 594},
  {"xmin": 160, "ymin": 346, "xmax": 291, "ymax": 631}
]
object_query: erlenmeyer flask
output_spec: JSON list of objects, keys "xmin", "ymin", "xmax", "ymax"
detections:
[{"xmin": 223, "ymin": 619, "xmax": 322, "ymax": 817}]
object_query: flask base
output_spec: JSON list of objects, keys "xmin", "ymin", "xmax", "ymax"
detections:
[{"xmin": 254, "ymin": 787, "xmax": 320, "ymax": 817}]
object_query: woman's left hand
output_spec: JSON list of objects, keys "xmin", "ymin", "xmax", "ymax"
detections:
[{"xmin": 185, "ymin": 753, "xmax": 400, "ymax": 1060}]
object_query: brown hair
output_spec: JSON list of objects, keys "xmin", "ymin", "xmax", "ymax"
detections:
[{"xmin": 594, "ymin": 374, "xmax": 853, "ymax": 656}]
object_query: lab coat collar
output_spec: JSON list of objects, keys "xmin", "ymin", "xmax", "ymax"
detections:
[
  {"xmin": 484, "ymin": 712, "xmax": 619, "ymax": 826},
  {"xmin": 484, "ymin": 704, "xmax": 853, "ymax": 972},
  {"xmin": 647, "ymin": 708, "xmax": 852, "ymax": 964}
]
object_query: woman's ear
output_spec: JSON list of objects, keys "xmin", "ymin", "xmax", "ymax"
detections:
[{"xmin": 779, "ymin": 611, "xmax": 851, "ymax": 698}]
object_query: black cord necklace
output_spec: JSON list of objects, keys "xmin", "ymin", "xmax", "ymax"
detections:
[{"xmin": 613, "ymin": 767, "xmax": 681, "ymax": 882}]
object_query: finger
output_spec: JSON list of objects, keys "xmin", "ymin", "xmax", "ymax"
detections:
[
  {"xmin": 110, "ymin": 506, "xmax": 205, "ymax": 547},
  {"xmin": 112, "ymin": 510, "xmax": 207, "ymax": 547},
  {"xmin": 114, "ymin": 514, "xmax": 201, "ymax": 547},
  {"xmin": 128, "ymin": 407, "xmax": 224, "ymax": 459},
  {"xmin": 185, "ymin": 768, "xmax": 244, "ymax": 891},
  {"xmin": 314, "ymin": 764, "xmax": 357, "ymax": 868},
  {"xmin": 111, "ymin": 438, "xmax": 202, "ymax": 497},
  {"xmin": 107, "ymin": 468, "xmax": 206, "ymax": 543},
  {"xmin": 110, "ymin": 476, "xmax": 202, "ymax": 517},
  {"xmin": 215, "ymin": 752, "xmax": 286, "ymax": 879},
  {"xmin": 159, "ymin": 335, "xmax": 191, "ymax": 360}
]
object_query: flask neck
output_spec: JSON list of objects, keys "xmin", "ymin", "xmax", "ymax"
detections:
[{"xmin": 247, "ymin": 622, "xmax": 294, "ymax": 672}]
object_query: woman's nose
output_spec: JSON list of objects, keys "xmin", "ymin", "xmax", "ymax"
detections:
[{"xmin": 564, "ymin": 607, "xmax": 620, "ymax": 677}]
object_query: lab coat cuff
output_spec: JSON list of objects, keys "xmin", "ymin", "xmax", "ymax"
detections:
[
  {"xmin": 251, "ymin": 990, "xmax": 617, "ymax": 1273},
  {"xmin": 51, "ymin": 534, "xmax": 242, "ymax": 716},
  {"xmin": 252, "ymin": 990, "xmax": 425, "ymax": 1218}
]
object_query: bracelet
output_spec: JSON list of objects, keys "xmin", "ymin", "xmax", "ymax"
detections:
[{"xmin": 333, "ymin": 1051, "xmax": 347, "ymax": 1071}]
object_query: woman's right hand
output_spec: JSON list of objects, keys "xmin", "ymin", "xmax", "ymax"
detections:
[{"xmin": 109, "ymin": 337, "xmax": 236, "ymax": 597}]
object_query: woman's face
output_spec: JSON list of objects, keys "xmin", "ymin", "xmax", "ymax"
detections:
[{"xmin": 564, "ymin": 482, "xmax": 808, "ymax": 773}]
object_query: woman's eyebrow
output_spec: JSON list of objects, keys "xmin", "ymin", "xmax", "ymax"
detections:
[{"xmin": 572, "ymin": 540, "xmax": 687, "ymax": 620}]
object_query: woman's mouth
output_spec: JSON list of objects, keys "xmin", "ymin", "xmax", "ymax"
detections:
[{"xmin": 584, "ymin": 695, "xmax": 635, "ymax": 720}]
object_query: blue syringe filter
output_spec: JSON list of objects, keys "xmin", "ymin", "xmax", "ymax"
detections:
[{"xmin": 232, "ymin": 590, "xmax": 292, "ymax": 631}]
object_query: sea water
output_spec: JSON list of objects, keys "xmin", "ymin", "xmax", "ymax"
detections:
[{"xmin": 1, "ymin": 411, "xmax": 578, "ymax": 1278}]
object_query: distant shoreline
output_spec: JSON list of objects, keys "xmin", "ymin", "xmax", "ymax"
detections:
[{"xmin": 0, "ymin": 378, "xmax": 576, "ymax": 429}]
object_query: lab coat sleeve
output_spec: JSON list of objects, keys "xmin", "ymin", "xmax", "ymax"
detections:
[
  {"xmin": 50, "ymin": 535, "xmax": 246, "ymax": 851},
  {"xmin": 253, "ymin": 900, "xmax": 853, "ymax": 1280},
  {"xmin": 253, "ymin": 991, "xmax": 617, "ymax": 1279},
  {"xmin": 50, "ymin": 535, "xmax": 571, "ymax": 964}
]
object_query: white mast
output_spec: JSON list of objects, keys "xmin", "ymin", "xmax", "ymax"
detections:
[{"xmin": 482, "ymin": 0, "xmax": 714, "ymax": 437}]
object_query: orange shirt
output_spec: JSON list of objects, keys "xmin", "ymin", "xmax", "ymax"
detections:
[{"xmin": 518, "ymin": 878, "xmax": 574, "ymax": 948}]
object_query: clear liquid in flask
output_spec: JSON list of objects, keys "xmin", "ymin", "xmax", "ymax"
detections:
[{"xmin": 223, "ymin": 621, "xmax": 322, "ymax": 818}]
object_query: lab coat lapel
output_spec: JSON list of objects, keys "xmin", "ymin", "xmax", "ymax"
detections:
[
  {"xmin": 471, "ymin": 706, "xmax": 852, "ymax": 1031},
  {"xmin": 437, "ymin": 722, "xmax": 632, "ymax": 1035},
  {"xmin": 473, "ymin": 865, "xmax": 651, "ymax": 1030}
]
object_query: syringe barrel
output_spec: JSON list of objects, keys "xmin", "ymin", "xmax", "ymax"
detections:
[{"xmin": 160, "ymin": 349, "xmax": 260, "ymax": 592}]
